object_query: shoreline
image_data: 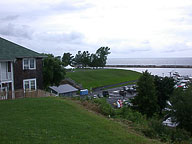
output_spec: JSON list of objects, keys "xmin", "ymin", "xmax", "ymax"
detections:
[{"xmin": 106, "ymin": 65, "xmax": 192, "ymax": 68}]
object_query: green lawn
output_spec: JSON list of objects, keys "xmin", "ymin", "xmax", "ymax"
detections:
[
  {"xmin": 0, "ymin": 97, "xmax": 161, "ymax": 144},
  {"xmin": 66, "ymin": 69, "xmax": 141, "ymax": 89}
]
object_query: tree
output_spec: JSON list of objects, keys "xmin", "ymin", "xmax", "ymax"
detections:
[
  {"xmin": 62, "ymin": 52, "xmax": 73, "ymax": 66},
  {"xmin": 154, "ymin": 76, "xmax": 175, "ymax": 115},
  {"xmin": 96, "ymin": 47, "xmax": 110, "ymax": 67},
  {"xmin": 132, "ymin": 70, "xmax": 159, "ymax": 118},
  {"xmin": 43, "ymin": 54, "xmax": 65, "ymax": 89},
  {"xmin": 72, "ymin": 47, "xmax": 110, "ymax": 68},
  {"xmin": 89, "ymin": 53, "xmax": 99, "ymax": 68},
  {"xmin": 73, "ymin": 51, "xmax": 82, "ymax": 67},
  {"xmin": 170, "ymin": 86, "xmax": 192, "ymax": 133},
  {"xmin": 81, "ymin": 51, "xmax": 90, "ymax": 67}
]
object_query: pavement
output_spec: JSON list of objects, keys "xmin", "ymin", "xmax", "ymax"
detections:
[
  {"xmin": 91, "ymin": 84, "xmax": 137, "ymax": 108},
  {"xmin": 92, "ymin": 80, "xmax": 137, "ymax": 92}
]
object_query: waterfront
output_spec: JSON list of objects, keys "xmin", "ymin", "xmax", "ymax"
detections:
[
  {"xmin": 107, "ymin": 58, "xmax": 192, "ymax": 76},
  {"xmin": 107, "ymin": 58, "xmax": 192, "ymax": 66},
  {"xmin": 112, "ymin": 67, "xmax": 192, "ymax": 77}
]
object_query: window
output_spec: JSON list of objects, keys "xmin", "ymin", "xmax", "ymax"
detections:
[
  {"xmin": 24, "ymin": 81, "xmax": 29, "ymax": 91},
  {"xmin": 30, "ymin": 59, "xmax": 35, "ymax": 69},
  {"xmin": 23, "ymin": 79, "xmax": 36, "ymax": 91},
  {"xmin": 23, "ymin": 58, "xmax": 36, "ymax": 70},
  {"xmin": 30, "ymin": 80, "xmax": 36, "ymax": 90},
  {"xmin": 23, "ymin": 59, "xmax": 29, "ymax": 69}
]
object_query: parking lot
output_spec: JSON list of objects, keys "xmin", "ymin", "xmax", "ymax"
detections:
[{"xmin": 91, "ymin": 84, "xmax": 137, "ymax": 108}]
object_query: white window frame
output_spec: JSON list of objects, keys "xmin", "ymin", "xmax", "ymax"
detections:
[
  {"xmin": 22, "ymin": 58, "xmax": 36, "ymax": 70},
  {"xmin": 23, "ymin": 78, "xmax": 37, "ymax": 91}
]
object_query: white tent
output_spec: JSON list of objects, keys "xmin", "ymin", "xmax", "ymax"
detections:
[{"xmin": 65, "ymin": 65, "xmax": 74, "ymax": 69}]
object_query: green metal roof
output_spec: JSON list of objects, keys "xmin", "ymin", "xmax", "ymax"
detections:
[{"xmin": 0, "ymin": 37, "xmax": 44, "ymax": 61}]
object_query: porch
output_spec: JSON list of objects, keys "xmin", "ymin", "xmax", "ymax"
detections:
[
  {"xmin": 0, "ymin": 61, "xmax": 14, "ymax": 100},
  {"xmin": 0, "ymin": 89, "xmax": 56, "ymax": 100},
  {"xmin": 0, "ymin": 61, "xmax": 13, "ymax": 82}
]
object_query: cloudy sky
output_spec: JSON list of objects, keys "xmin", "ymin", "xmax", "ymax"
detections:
[{"xmin": 0, "ymin": 0, "xmax": 192, "ymax": 58}]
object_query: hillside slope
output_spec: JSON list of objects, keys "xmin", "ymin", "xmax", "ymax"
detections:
[
  {"xmin": 0, "ymin": 97, "xmax": 161, "ymax": 144},
  {"xmin": 66, "ymin": 69, "xmax": 141, "ymax": 89}
]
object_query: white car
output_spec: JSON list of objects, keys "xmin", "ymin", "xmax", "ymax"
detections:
[{"xmin": 162, "ymin": 117, "xmax": 179, "ymax": 127}]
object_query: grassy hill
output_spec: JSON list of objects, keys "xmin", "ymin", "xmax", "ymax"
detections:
[
  {"xmin": 66, "ymin": 69, "xmax": 141, "ymax": 89},
  {"xmin": 0, "ymin": 97, "xmax": 161, "ymax": 144}
]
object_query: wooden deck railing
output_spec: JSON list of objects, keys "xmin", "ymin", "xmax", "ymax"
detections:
[{"xmin": 0, "ymin": 89, "xmax": 56, "ymax": 100}]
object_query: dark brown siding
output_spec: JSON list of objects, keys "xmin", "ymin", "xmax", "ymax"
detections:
[{"xmin": 13, "ymin": 58, "xmax": 43, "ymax": 90}]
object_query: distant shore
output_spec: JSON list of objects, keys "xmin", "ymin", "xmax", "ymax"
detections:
[{"xmin": 106, "ymin": 65, "xmax": 192, "ymax": 68}]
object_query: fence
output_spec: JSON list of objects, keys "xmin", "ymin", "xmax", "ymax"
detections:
[{"xmin": 0, "ymin": 89, "xmax": 56, "ymax": 100}]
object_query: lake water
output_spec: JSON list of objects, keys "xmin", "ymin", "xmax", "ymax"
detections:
[
  {"xmin": 106, "ymin": 58, "xmax": 192, "ymax": 76},
  {"xmin": 107, "ymin": 58, "xmax": 192, "ymax": 66},
  {"xmin": 111, "ymin": 67, "xmax": 192, "ymax": 77}
]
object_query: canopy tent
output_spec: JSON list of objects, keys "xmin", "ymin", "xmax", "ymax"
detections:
[{"xmin": 65, "ymin": 65, "xmax": 74, "ymax": 69}]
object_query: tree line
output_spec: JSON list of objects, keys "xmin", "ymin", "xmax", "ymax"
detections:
[{"xmin": 62, "ymin": 47, "xmax": 110, "ymax": 68}]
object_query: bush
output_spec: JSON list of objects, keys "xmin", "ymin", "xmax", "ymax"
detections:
[
  {"xmin": 171, "ymin": 128, "xmax": 191, "ymax": 143},
  {"xmin": 120, "ymin": 107, "xmax": 147, "ymax": 125},
  {"xmin": 144, "ymin": 118, "xmax": 171, "ymax": 142},
  {"xmin": 93, "ymin": 98, "xmax": 115, "ymax": 116},
  {"xmin": 143, "ymin": 118, "xmax": 191, "ymax": 143},
  {"xmin": 81, "ymin": 100, "xmax": 100, "ymax": 113}
]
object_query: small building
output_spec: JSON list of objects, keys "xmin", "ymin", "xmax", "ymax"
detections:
[{"xmin": 49, "ymin": 84, "xmax": 78, "ymax": 97}]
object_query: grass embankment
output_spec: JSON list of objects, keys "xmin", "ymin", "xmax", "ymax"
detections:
[
  {"xmin": 66, "ymin": 69, "xmax": 141, "ymax": 89},
  {"xmin": 0, "ymin": 97, "xmax": 161, "ymax": 144}
]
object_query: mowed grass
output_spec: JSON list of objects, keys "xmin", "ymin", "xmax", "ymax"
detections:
[
  {"xmin": 0, "ymin": 97, "xmax": 161, "ymax": 144},
  {"xmin": 66, "ymin": 69, "xmax": 141, "ymax": 89}
]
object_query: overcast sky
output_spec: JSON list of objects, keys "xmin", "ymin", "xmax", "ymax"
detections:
[{"xmin": 0, "ymin": 0, "xmax": 192, "ymax": 58}]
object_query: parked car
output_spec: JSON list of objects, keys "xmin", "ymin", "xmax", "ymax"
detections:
[
  {"xmin": 162, "ymin": 117, "xmax": 179, "ymax": 127},
  {"xmin": 102, "ymin": 91, "xmax": 109, "ymax": 97},
  {"xmin": 119, "ymin": 90, "xmax": 126, "ymax": 96},
  {"xmin": 123, "ymin": 86, "xmax": 129, "ymax": 91},
  {"xmin": 127, "ymin": 86, "xmax": 137, "ymax": 94},
  {"xmin": 97, "ymin": 93, "xmax": 103, "ymax": 98},
  {"xmin": 93, "ymin": 95, "xmax": 97, "ymax": 99}
]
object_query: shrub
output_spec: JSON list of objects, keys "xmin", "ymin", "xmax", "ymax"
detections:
[
  {"xmin": 144, "ymin": 118, "xmax": 171, "ymax": 142},
  {"xmin": 93, "ymin": 98, "xmax": 115, "ymax": 116},
  {"xmin": 81, "ymin": 100, "xmax": 100, "ymax": 113},
  {"xmin": 121, "ymin": 107, "xmax": 147, "ymax": 125},
  {"xmin": 171, "ymin": 128, "xmax": 191, "ymax": 143},
  {"xmin": 143, "ymin": 118, "xmax": 191, "ymax": 143}
]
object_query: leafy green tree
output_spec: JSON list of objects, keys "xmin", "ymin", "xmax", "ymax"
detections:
[
  {"xmin": 170, "ymin": 86, "xmax": 192, "ymax": 133},
  {"xmin": 72, "ymin": 47, "xmax": 110, "ymax": 68},
  {"xmin": 43, "ymin": 54, "xmax": 65, "ymax": 89},
  {"xmin": 81, "ymin": 51, "xmax": 90, "ymax": 67},
  {"xmin": 73, "ymin": 51, "xmax": 82, "ymax": 67},
  {"xmin": 62, "ymin": 52, "xmax": 74, "ymax": 66},
  {"xmin": 132, "ymin": 70, "xmax": 159, "ymax": 118},
  {"xmin": 96, "ymin": 47, "xmax": 110, "ymax": 67},
  {"xmin": 89, "ymin": 53, "xmax": 99, "ymax": 68},
  {"xmin": 154, "ymin": 76, "xmax": 175, "ymax": 115}
]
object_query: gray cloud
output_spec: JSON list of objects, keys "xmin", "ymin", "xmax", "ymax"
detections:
[
  {"xmin": 0, "ymin": 23, "xmax": 33, "ymax": 39},
  {"xmin": 0, "ymin": 15, "xmax": 19, "ymax": 21},
  {"xmin": 51, "ymin": 1, "xmax": 93, "ymax": 13},
  {"xmin": 35, "ymin": 31, "xmax": 85, "ymax": 44},
  {"xmin": 170, "ymin": 5, "xmax": 192, "ymax": 25},
  {"xmin": 162, "ymin": 43, "xmax": 191, "ymax": 53},
  {"xmin": 0, "ymin": 1, "xmax": 93, "ymax": 23},
  {"xmin": 129, "ymin": 47, "xmax": 151, "ymax": 53}
]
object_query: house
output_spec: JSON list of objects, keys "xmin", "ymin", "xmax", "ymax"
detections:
[
  {"xmin": 49, "ymin": 84, "xmax": 78, "ymax": 97},
  {"xmin": 0, "ymin": 37, "xmax": 44, "ymax": 99}
]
